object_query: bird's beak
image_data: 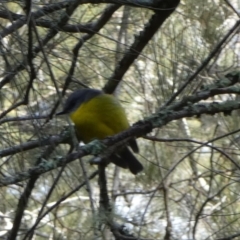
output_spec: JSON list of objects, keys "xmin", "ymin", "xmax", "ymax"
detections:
[{"xmin": 56, "ymin": 111, "xmax": 66, "ymax": 116}]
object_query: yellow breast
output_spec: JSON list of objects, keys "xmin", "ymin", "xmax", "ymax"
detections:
[{"xmin": 69, "ymin": 94, "xmax": 130, "ymax": 143}]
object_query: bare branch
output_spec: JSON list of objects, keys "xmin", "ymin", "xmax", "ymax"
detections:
[
  {"xmin": 104, "ymin": 0, "xmax": 180, "ymax": 93},
  {"xmin": 2, "ymin": 84, "xmax": 240, "ymax": 186}
]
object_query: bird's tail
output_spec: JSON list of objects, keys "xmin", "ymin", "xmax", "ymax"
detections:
[{"xmin": 111, "ymin": 147, "xmax": 143, "ymax": 175}]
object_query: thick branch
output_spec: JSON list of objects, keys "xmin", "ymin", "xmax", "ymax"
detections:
[
  {"xmin": 104, "ymin": 0, "xmax": 180, "ymax": 93},
  {"xmin": 1, "ymin": 97, "xmax": 240, "ymax": 186}
]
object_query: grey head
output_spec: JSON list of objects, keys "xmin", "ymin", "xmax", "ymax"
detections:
[{"xmin": 56, "ymin": 89, "xmax": 102, "ymax": 115}]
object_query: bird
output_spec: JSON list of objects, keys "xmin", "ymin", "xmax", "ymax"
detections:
[{"xmin": 56, "ymin": 88, "xmax": 143, "ymax": 174}]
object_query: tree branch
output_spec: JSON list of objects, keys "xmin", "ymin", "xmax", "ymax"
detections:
[
  {"xmin": 104, "ymin": 0, "xmax": 180, "ymax": 93},
  {"xmin": 2, "ymin": 82, "xmax": 240, "ymax": 186}
]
